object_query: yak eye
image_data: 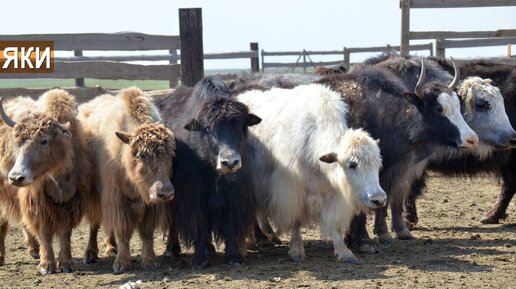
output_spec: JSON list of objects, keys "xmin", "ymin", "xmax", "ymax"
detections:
[
  {"xmin": 475, "ymin": 100, "xmax": 490, "ymax": 110},
  {"xmin": 435, "ymin": 105, "xmax": 444, "ymax": 114},
  {"xmin": 40, "ymin": 139, "xmax": 48, "ymax": 145},
  {"xmin": 349, "ymin": 161, "xmax": 358, "ymax": 169}
]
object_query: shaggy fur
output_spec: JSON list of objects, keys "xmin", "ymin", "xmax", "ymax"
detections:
[
  {"xmin": 236, "ymin": 83, "xmax": 385, "ymax": 263},
  {"xmin": 78, "ymin": 87, "xmax": 175, "ymax": 274},
  {"xmin": 404, "ymin": 59, "xmax": 516, "ymax": 227},
  {"xmin": 314, "ymin": 65, "xmax": 348, "ymax": 75},
  {"xmin": 158, "ymin": 76, "xmax": 259, "ymax": 268},
  {"xmin": 0, "ymin": 89, "xmax": 90, "ymax": 274}
]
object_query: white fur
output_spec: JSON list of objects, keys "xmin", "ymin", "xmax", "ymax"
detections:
[
  {"xmin": 438, "ymin": 92, "xmax": 478, "ymax": 149},
  {"xmin": 236, "ymin": 84, "xmax": 385, "ymax": 262}
]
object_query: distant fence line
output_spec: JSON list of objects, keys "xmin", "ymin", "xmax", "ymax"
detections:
[{"xmin": 261, "ymin": 43, "xmax": 433, "ymax": 72}]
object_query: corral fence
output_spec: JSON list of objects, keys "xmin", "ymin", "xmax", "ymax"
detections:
[
  {"xmin": 261, "ymin": 43, "xmax": 433, "ymax": 72},
  {"xmin": 400, "ymin": 0, "xmax": 516, "ymax": 64},
  {"xmin": 0, "ymin": 8, "xmax": 260, "ymax": 92}
]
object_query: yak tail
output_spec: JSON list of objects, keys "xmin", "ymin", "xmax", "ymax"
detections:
[
  {"xmin": 119, "ymin": 86, "xmax": 161, "ymax": 124},
  {"xmin": 38, "ymin": 89, "xmax": 78, "ymax": 123},
  {"xmin": 191, "ymin": 76, "xmax": 230, "ymax": 101}
]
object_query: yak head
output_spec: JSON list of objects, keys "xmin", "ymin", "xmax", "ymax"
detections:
[
  {"xmin": 404, "ymin": 59, "xmax": 479, "ymax": 150},
  {"xmin": 116, "ymin": 123, "xmax": 176, "ymax": 204},
  {"xmin": 184, "ymin": 97, "xmax": 261, "ymax": 174},
  {"xmin": 0, "ymin": 101, "xmax": 73, "ymax": 187},
  {"xmin": 319, "ymin": 128, "xmax": 386, "ymax": 211}
]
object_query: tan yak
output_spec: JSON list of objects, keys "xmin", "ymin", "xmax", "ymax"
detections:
[
  {"xmin": 0, "ymin": 89, "xmax": 91, "ymax": 274},
  {"xmin": 78, "ymin": 87, "xmax": 176, "ymax": 274}
]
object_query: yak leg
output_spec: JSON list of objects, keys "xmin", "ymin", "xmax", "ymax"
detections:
[
  {"xmin": 37, "ymin": 224, "xmax": 56, "ymax": 274},
  {"xmin": 332, "ymin": 230, "xmax": 360, "ymax": 263},
  {"xmin": 391, "ymin": 197, "xmax": 414, "ymax": 240},
  {"xmin": 138, "ymin": 220, "xmax": 157, "ymax": 270},
  {"xmin": 113, "ymin": 229, "xmax": 132, "ymax": 274},
  {"xmin": 374, "ymin": 206, "xmax": 394, "ymax": 243},
  {"xmin": 164, "ymin": 224, "xmax": 181, "ymax": 257},
  {"xmin": 192, "ymin": 238, "xmax": 210, "ymax": 269},
  {"xmin": 224, "ymin": 236, "xmax": 243, "ymax": 267},
  {"xmin": 403, "ymin": 174, "xmax": 427, "ymax": 230},
  {"xmin": 256, "ymin": 212, "xmax": 282, "ymax": 245},
  {"xmin": 347, "ymin": 213, "xmax": 378, "ymax": 254},
  {"xmin": 83, "ymin": 222, "xmax": 100, "ymax": 264},
  {"xmin": 0, "ymin": 220, "xmax": 7, "ymax": 265},
  {"xmin": 57, "ymin": 224, "xmax": 74, "ymax": 273},
  {"xmin": 23, "ymin": 227, "xmax": 39, "ymax": 259},
  {"xmin": 103, "ymin": 232, "xmax": 117, "ymax": 257},
  {"xmin": 288, "ymin": 222, "xmax": 305, "ymax": 262},
  {"xmin": 481, "ymin": 162, "xmax": 516, "ymax": 224}
]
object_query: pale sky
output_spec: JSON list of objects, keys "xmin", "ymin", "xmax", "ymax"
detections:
[{"xmin": 2, "ymin": 0, "xmax": 515, "ymax": 69}]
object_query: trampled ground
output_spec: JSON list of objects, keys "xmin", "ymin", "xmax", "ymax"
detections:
[{"xmin": 0, "ymin": 175, "xmax": 514, "ymax": 289}]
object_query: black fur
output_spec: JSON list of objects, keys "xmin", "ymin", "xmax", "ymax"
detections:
[
  {"xmin": 157, "ymin": 76, "xmax": 258, "ymax": 268},
  {"xmin": 406, "ymin": 59, "xmax": 516, "ymax": 225}
]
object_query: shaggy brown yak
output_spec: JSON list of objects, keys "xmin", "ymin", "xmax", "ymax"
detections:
[
  {"xmin": 0, "ymin": 89, "xmax": 91, "ymax": 274},
  {"xmin": 78, "ymin": 87, "xmax": 176, "ymax": 274}
]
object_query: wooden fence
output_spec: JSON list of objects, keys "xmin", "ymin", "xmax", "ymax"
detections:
[
  {"xmin": 261, "ymin": 43, "xmax": 433, "ymax": 72},
  {"xmin": 0, "ymin": 8, "xmax": 259, "ymax": 89},
  {"xmin": 400, "ymin": 0, "xmax": 516, "ymax": 58}
]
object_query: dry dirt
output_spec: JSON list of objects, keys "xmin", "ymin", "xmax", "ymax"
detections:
[{"xmin": 0, "ymin": 175, "xmax": 514, "ymax": 289}]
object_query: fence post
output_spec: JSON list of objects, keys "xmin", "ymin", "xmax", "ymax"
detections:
[
  {"xmin": 400, "ymin": 0, "xmax": 410, "ymax": 57},
  {"xmin": 261, "ymin": 49, "xmax": 265, "ymax": 73},
  {"xmin": 169, "ymin": 49, "xmax": 179, "ymax": 88},
  {"xmin": 74, "ymin": 50, "xmax": 84, "ymax": 87},
  {"xmin": 436, "ymin": 38, "xmax": 445, "ymax": 58},
  {"xmin": 343, "ymin": 47, "xmax": 350, "ymax": 69},
  {"xmin": 250, "ymin": 42, "xmax": 259, "ymax": 73},
  {"xmin": 179, "ymin": 8, "xmax": 204, "ymax": 87},
  {"xmin": 302, "ymin": 49, "xmax": 307, "ymax": 73},
  {"xmin": 429, "ymin": 42, "xmax": 434, "ymax": 57}
]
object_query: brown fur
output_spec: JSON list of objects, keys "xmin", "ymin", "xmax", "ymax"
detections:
[
  {"xmin": 0, "ymin": 89, "xmax": 91, "ymax": 274},
  {"xmin": 78, "ymin": 87, "xmax": 175, "ymax": 274}
]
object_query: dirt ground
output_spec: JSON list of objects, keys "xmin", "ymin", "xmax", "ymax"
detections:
[{"xmin": 0, "ymin": 175, "xmax": 514, "ymax": 289}]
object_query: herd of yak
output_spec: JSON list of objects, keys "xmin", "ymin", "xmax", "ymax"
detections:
[{"xmin": 0, "ymin": 54, "xmax": 515, "ymax": 275}]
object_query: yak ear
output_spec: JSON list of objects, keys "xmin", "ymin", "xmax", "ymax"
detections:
[
  {"xmin": 246, "ymin": 113, "xmax": 262, "ymax": 127},
  {"xmin": 115, "ymin": 131, "xmax": 132, "ymax": 144},
  {"xmin": 184, "ymin": 118, "xmax": 201, "ymax": 131},
  {"xmin": 56, "ymin": 121, "xmax": 72, "ymax": 137},
  {"xmin": 319, "ymin": 152, "xmax": 338, "ymax": 164},
  {"xmin": 404, "ymin": 92, "xmax": 424, "ymax": 113}
]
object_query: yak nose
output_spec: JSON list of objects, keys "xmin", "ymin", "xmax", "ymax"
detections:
[
  {"xmin": 158, "ymin": 184, "xmax": 174, "ymax": 201},
  {"xmin": 368, "ymin": 191, "xmax": 387, "ymax": 208},
  {"xmin": 221, "ymin": 159, "xmax": 240, "ymax": 169},
  {"xmin": 459, "ymin": 134, "xmax": 479, "ymax": 149},
  {"xmin": 8, "ymin": 174, "xmax": 25, "ymax": 185},
  {"xmin": 217, "ymin": 156, "xmax": 242, "ymax": 173}
]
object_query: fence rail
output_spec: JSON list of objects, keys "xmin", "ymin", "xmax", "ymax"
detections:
[{"xmin": 400, "ymin": 0, "xmax": 516, "ymax": 57}]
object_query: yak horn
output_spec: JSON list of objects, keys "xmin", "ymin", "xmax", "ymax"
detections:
[
  {"xmin": 415, "ymin": 59, "xmax": 426, "ymax": 98},
  {"xmin": 0, "ymin": 97, "xmax": 16, "ymax": 128},
  {"xmin": 448, "ymin": 57, "xmax": 460, "ymax": 89}
]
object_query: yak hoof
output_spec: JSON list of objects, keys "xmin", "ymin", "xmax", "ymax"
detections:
[
  {"xmin": 83, "ymin": 250, "xmax": 99, "ymax": 264},
  {"xmin": 165, "ymin": 246, "xmax": 181, "ymax": 257},
  {"xmin": 269, "ymin": 234, "xmax": 282, "ymax": 245},
  {"xmin": 358, "ymin": 243, "xmax": 379, "ymax": 254},
  {"xmin": 29, "ymin": 250, "xmax": 40, "ymax": 260},
  {"xmin": 288, "ymin": 249, "xmax": 305, "ymax": 262},
  {"xmin": 480, "ymin": 213, "xmax": 507, "ymax": 224},
  {"xmin": 396, "ymin": 229, "xmax": 414, "ymax": 240},
  {"xmin": 337, "ymin": 254, "xmax": 361, "ymax": 264},
  {"xmin": 59, "ymin": 261, "xmax": 74, "ymax": 273},
  {"xmin": 192, "ymin": 259, "xmax": 209, "ymax": 270},
  {"xmin": 377, "ymin": 233, "xmax": 395, "ymax": 244},
  {"xmin": 104, "ymin": 247, "xmax": 118, "ymax": 258},
  {"xmin": 228, "ymin": 261, "xmax": 243, "ymax": 268},
  {"xmin": 246, "ymin": 238, "xmax": 258, "ymax": 250},
  {"xmin": 38, "ymin": 261, "xmax": 57, "ymax": 275},
  {"xmin": 113, "ymin": 261, "xmax": 131, "ymax": 274},
  {"xmin": 142, "ymin": 260, "xmax": 158, "ymax": 271}
]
